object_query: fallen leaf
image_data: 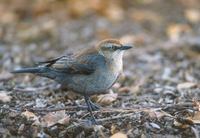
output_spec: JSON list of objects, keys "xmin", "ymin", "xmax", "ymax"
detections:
[
  {"xmin": 67, "ymin": 0, "xmax": 91, "ymax": 18},
  {"xmin": 193, "ymin": 100, "xmax": 200, "ymax": 111},
  {"xmin": 185, "ymin": 9, "xmax": 200, "ymax": 23},
  {"xmin": 97, "ymin": 90, "xmax": 118, "ymax": 105},
  {"xmin": 173, "ymin": 119, "xmax": 192, "ymax": 129},
  {"xmin": 21, "ymin": 110, "xmax": 38, "ymax": 121},
  {"xmin": 17, "ymin": 20, "xmax": 56, "ymax": 42},
  {"xmin": 0, "ymin": 11, "xmax": 17, "ymax": 24},
  {"xmin": 111, "ymin": 125, "xmax": 118, "ymax": 135},
  {"xmin": 187, "ymin": 111, "xmax": 200, "ymax": 124},
  {"xmin": 110, "ymin": 132, "xmax": 127, "ymax": 138},
  {"xmin": 18, "ymin": 124, "xmax": 25, "ymax": 134},
  {"xmin": 120, "ymin": 34, "xmax": 145, "ymax": 46},
  {"xmin": 144, "ymin": 109, "xmax": 172, "ymax": 119},
  {"xmin": 0, "ymin": 71, "xmax": 13, "ymax": 81},
  {"xmin": 118, "ymin": 87, "xmax": 130, "ymax": 93},
  {"xmin": 112, "ymin": 82, "xmax": 121, "ymax": 89},
  {"xmin": 166, "ymin": 24, "xmax": 191, "ymax": 41},
  {"xmin": 130, "ymin": 9, "xmax": 162, "ymax": 24},
  {"xmin": 105, "ymin": 4, "xmax": 124, "ymax": 21},
  {"xmin": 0, "ymin": 91, "xmax": 11, "ymax": 103},
  {"xmin": 41, "ymin": 110, "xmax": 70, "ymax": 127},
  {"xmin": 177, "ymin": 82, "xmax": 197, "ymax": 91}
]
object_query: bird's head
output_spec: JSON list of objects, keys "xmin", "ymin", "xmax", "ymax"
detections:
[{"xmin": 97, "ymin": 39, "xmax": 132, "ymax": 59}]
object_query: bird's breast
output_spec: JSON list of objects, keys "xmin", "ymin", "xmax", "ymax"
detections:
[
  {"xmin": 109, "ymin": 57, "xmax": 123, "ymax": 74},
  {"xmin": 61, "ymin": 58, "xmax": 123, "ymax": 95}
]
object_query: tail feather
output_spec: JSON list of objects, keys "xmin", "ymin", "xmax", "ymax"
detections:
[
  {"xmin": 11, "ymin": 67, "xmax": 43, "ymax": 74},
  {"xmin": 11, "ymin": 67, "xmax": 58, "ymax": 80}
]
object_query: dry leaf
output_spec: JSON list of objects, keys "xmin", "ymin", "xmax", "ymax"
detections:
[
  {"xmin": 130, "ymin": 9, "xmax": 162, "ymax": 24},
  {"xmin": 144, "ymin": 109, "xmax": 172, "ymax": 119},
  {"xmin": 173, "ymin": 120, "xmax": 190, "ymax": 129},
  {"xmin": 118, "ymin": 87, "xmax": 131, "ymax": 93},
  {"xmin": 97, "ymin": 90, "xmax": 118, "ymax": 105},
  {"xmin": 110, "ymin": 132, "xmax": 127, "ymax": 138},
  {"xmin": 96, "ymin": 29, "xmax": 111, "ymax": 40},
  {"xmin": 177, "ymin": 82, "xmax": 197, "ymax": 91},
  {"xmin": 185, "ymin": 9, "xmax": 200, "ymax": 23},
  {"xmin": 0, "ymin": 71, "xmax": 13, "ymax": 81},
  {"xmin": 105, "ymin": 4, "xmax": 124, "ymax": 21},
  {"xmin": 187, "ymin": 111, "xmax": 200, "ymax": 124},
  {"xmin": 0, "ymin": 11, "xmax": 17, "ymax": 24},
  {"xmin": 42, "ymin": 110, "xmax": 70, "ymax": 127},
  {"xmin": 0, "ymin": 91, "xmax": 11, "ymax": 103},
  {"xmin": 67, "ymin": 0, "xmax": 91, "ymax": 18},
  {"xmin": 174, "ymin": 116, "xmax": 194, "ymax": 128},
  {"xmin": 18, "ymin": 124, "xmax": 25, "ymax": 134},
  {"xmin": 21, "ymin": 110, "xmax": 38, "ymax": 121},
  {"xmin": 120, "ymin": 34, "xmax": 145, "ymax": 46},
  {"xmin": 193, "ymin": 100, "xmax": 200, "ymax": 111},
  {"xmin": 166, "ymin": 24, "xmax": 191, "ymax": 41},
  {"xmin": 112, "ymin": 82, "xmax": 121, "ymax": 89},
  {"xmin": 90, "ymin": 0, "xmax": 107, "ymax": 13}
]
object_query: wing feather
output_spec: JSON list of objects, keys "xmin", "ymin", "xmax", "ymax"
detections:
[{"xmin": 37, "ymin": 54, "xmax": 103, "ymax": 75}]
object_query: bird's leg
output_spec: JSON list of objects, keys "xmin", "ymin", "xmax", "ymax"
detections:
[
  {"xmin": 84, "ymin": 96, "xmax": 97, "ymax": 125},
  {"xmin": 88, "ymin": 98, "xmax": 101, "ymax": 111}
]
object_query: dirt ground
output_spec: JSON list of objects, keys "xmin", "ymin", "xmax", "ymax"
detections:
[{"xmin": 0, "ymin": 0, "xmax": 200, "ymax": 137}]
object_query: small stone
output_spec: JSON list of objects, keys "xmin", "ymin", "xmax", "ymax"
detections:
[
  {"xmin": 154, "ymin": 87, "xmax": 163, "ymax": 93},
  {"xmin": 149, "ymin": 122, "xmax": 160, "ymax": 129},
  {"xmin": 34, "ymin": 98, "xmax": 47, "ymax": 108}
]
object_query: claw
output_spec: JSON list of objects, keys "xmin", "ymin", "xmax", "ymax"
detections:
[{"xmin": 88, "ymin": 99, "xmax": 101, "ymax": 111}]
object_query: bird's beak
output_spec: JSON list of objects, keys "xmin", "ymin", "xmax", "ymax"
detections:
[{"xmin": 120, "ymin": 45, "xmax": 133, "ymax": 50}]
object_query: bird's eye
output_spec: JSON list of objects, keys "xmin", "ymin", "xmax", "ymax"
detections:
[
  {"xmin": 102, "ymin": 45, "xmax": 119, "ymax": 51},
  {"xmin": 111, "ymin": 45, "xmax": 118, "ymax": 50}
]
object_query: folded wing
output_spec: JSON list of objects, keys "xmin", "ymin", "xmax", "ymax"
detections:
[{"xmin": 38, "ymin": 54, "xmax": 101, "ymax": 75}]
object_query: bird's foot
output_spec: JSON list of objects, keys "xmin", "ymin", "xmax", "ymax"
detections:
[{"xmin": 88, "ymin": 100, "xmax": 101, "ymax": 111}]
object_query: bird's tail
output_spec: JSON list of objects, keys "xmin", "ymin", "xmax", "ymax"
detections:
[
  {"xmin": 11, "ymin": 67, "xmax": 58, "ymax": 80},
  {"xmin": 11, "ymin": 67, "xmax": 44, "ymax": 74}
]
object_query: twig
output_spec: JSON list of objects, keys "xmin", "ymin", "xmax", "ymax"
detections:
[
  {"xmin": 3, "ymin": 102, "xmax": 194, "ymax": 114},
  {"xmin": 29, "ymin": 105, "xmax": 88, "ymax": 112},
  {"xmin": 191, "ymin": 126, "xmax": 200, "ymax": 138},
  {"xmin": 97, "ymin": 112, "xmax": 136, "ymax": 122}
]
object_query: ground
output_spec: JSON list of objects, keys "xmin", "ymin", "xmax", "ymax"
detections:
[{"xmin": 0, "ymin": 0, "xmax": 200, "ymax": 137}]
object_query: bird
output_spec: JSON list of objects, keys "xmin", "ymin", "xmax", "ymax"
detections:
[{"xmin": 12, "ymin": 39, "xmax": 132, "ymax": 124}]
